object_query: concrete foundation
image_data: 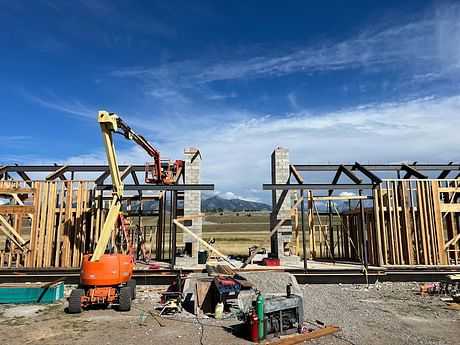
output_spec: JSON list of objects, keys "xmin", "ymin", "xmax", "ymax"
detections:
[{"xmin": 183, "ymin": 148, "xmax": 202, "ymax": 258}]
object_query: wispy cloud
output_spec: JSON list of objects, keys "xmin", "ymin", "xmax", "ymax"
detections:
[
  {"xmin": 112, "ymin": 4, "xmax": 460, "ymax": 95},
  {"xmin": 23, "ymin": 91, "xmax": 96, "ymax": 119},
  {"xmin": 0, "ymin": 136, "xmax": 30, "ymax": 144}
]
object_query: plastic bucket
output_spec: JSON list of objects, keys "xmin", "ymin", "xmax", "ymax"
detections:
[{"xmin": 198, "ymin": 250, "xmax": 208, "ymax": 264}]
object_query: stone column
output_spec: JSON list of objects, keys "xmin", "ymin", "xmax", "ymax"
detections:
[
  {"xmin": 183, "ymin": 148, "xmax": 202, "ymax": 258},
  {"xmin": 270, "ymin": 148, "xmax": 293, "ymax": 259}
]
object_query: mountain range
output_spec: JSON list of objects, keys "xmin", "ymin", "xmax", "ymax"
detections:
[{"xmin": 202, "ymin": 195, "xmax": 271, "ymax": 212}]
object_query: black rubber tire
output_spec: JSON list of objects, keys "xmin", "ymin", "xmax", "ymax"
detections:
[
  {"xmin": 118, "ymin": 286, "xmax": 132, "ymax": 311},
  {"xmin": 68, "ymin": 288, "xmax": 84, "ymax": 314},
  {"xmin": 127, "ymin": 279, "xmax": 136, "ymax": 300}
]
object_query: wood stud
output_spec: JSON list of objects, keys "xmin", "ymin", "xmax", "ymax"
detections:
[
  {"xmin": 1, "ymin": 178, "xmax": 459, "ymax": 268},
  {"xmin": 309, "ymin": 179, "xmax": 459, "ymax": 266}
]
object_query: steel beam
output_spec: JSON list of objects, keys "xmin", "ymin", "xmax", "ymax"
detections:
[
  {"xmin": 437, "ymin": 162, "xmax": 454, "ymax": 179},
  {"xmin": 2, "ymin": 165, "xmax": 146, "ymax": 172},
  {"xmin": 263, "ymin": 183, "xmax": 375, "ymax": 190},
  {"xmin": 352, "ymin": 162, "xmax": 382, "ymax": 184},
  {"xmin": 401, "ymin": 164, "xmax": 428, "ymax": 179},
  {"xmin": 96, "ymin": 184, "xmax": 214, "ymax": 191},
  {"xmin": 95, "ymin": 170, "xmax": 110, "ymax": 185},
  {"xmin": 294, "ymin": 164, "xmax": 460, "ymax": 172}
]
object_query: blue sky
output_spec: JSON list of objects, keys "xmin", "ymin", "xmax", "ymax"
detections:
[{"xmin": 1, "ymin": 1, "xmax": 460, "ymax": 202}]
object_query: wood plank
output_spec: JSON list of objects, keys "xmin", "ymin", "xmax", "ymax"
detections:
[
  {"xmin": 0, "ymin": 214, "xmax": 27, "ymax": 245},
  {"xmin": 444, "ymin": 182, "xmax": 459, "ymax": 263},
  {"xmin": 425, "ymin": 181, "xmax": 436, "ymax": 264},
  {"xmin": 416, "ymin": 181, "xmax": 429, "ymax": 265},
  {"xmin": 72, "ymin": 182, "xmax": 83, "ymax": 267},
  {"xmin": 80, "ymin": 181, "xmax": 88, "ymax": 264},
  {"xmin": 176, "ymin": 214, "xmax": 206, "ymax": 222},
  {"xmin": 28, "ymin": 182, "xmax": 41, "ymax": 267},
  {"xmin": 44, "ymin": 182, "xmax": 57, "ymax": 267},
  {"xmin": 54, "ymin": 182, "xmax": 66, "ymax": 267},
  {"xmin": 16, "ymin": 252, "xmax": 20, "ymax": 268},
  {"xmin": 36, "ymin": 181, "xmax": 49, "ymax": 268},
  {"xmin": 61, "ymin": 181, "xmax": 72, "ymax": 267},
  {"xmin": 266, "ymin": 326, "xmax": 341, "ymax": 345},
  {"xmin": 438, "ymin": 187, "xmax": 460, "ymax": 192},
  {"xmin": 401, "ymin": 182, "xmax": 414, "ymax": 265},
  {"xmin": 173, "ymin": 218, "xmax": 236, "ymax": 267},
  {"xmin": 290, "ymin": 164, "xmax": 304, "ymax": 184},
  {"xmin": 0, "ymin": 188, "xmax": 35, "ymax": 194},
  {"xmin": 392, "ymin": 181, "xmax": 403, "ymax": 264},
  {"xmin": 311, "ymin": 195, "xmax": 369, "ymax": 201},
  {"xmin": 408, "ymin": 180, "xmax": 420, "ymax": 264},
  {"xmin": 386, "ymin": 183, "xmax": 396, "ymax": 264},
  {"xmin": 439, "ymin": 204, "xmax": 460, "ymax": 212},
  {"xmin": 432, "ymin": 182, "xmax": 447, "ymax": 265},
  {"xmin": 379, "ymin": 184, "xmax": 387, "ymax": 264}
]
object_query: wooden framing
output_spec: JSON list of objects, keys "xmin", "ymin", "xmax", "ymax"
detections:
[{"xmin": 306, "ymin": 179, "xmax": 460, "ymax": 267}]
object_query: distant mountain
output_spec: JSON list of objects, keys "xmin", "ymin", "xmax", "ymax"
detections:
[
  {"xmin": 123, "ymin": 195, "xmax": 271, "ymax": 212},
  {"xmin": 202, "ymin": 195, "xmax": 271, "ymax": 212}
]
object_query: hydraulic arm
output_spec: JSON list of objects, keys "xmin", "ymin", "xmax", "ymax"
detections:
[{"xmin": 92, "ymin": 110, "xmax": 182, "ymax": 262}]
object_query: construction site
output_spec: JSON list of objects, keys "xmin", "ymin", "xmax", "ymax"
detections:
[
  {"xmin": 0, "ymin": 109, "xmax": 459, "ymax": 345},
  {"xmin": 3, "ymin": 1, "xmax": 460, "ymax": 343}
]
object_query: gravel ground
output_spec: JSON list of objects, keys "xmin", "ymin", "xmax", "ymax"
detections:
[
  {"xmin": 0, "ymin": 281, "xmax": 458, "ymax": 345},
  {"xmin": 303, "ymin": 282, "xmax": 459, "ymax": 345}
]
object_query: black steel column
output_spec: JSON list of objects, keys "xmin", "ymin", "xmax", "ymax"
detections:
[
  {"xmin": 171, "ymin": 191, "xmax": 178, "ymax": 268},
  {"xmin": 300, "ymin": 190, "xmax": 307, "ymax": 272},
  {"xmin": 328, "ymin": 200, "xmax": 334, "ymax": 261},
  {"xmin": 359, "ymin": 189, "xmax": 369, "ymax": 268},
  {"xmin": 168, "ymin": 191, "xmax": 174, "ymax": 262}
]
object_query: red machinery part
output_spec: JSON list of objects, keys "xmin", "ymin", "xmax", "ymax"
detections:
[
  {"xmin": 249, "ymin": 311, "xmax": 259, "ymax": 342},
  {"xmin": 262, "ymin": 258, "xmax": 280, "ymax": 266},
  {"xmin": 82, "ymin": 287, "xmax": 118, "ymax": 305}
]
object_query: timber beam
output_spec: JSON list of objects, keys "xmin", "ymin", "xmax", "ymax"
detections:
[{"xmin": 45, "ymin": 165, "xmax": 69, "ymax": 181}]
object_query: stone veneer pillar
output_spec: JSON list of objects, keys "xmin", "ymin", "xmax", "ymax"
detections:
[{"xmin": 183, "ymin": 148, "xmax": 202, "ymax": 258}]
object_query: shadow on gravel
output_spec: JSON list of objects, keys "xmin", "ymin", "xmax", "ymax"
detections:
[{"xmin": 222, "ymin": 323, "xmax": 249, "ymax": 342}]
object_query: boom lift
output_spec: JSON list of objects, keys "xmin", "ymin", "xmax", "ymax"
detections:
[{"xmin": 68, "ymin": 110, "xmax": 183, "ymax": 313}]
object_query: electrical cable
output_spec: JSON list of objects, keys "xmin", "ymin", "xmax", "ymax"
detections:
[{"xmin": 195, "ymin": 315, "xmax": 205, "ymax": 345}]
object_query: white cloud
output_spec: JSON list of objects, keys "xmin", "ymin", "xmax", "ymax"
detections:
[
  {"xmin": 53, "ymin": 94, "xmax": 460, "ymax": 203},
  {"xmin": 339, "ymin": 192, "xmax": 356, "ymax": 197}
]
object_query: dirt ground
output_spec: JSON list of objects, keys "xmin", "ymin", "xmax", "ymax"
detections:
[{"xmin": 0, "ymin": 282, "xmax": 458, "ymax": 345}]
